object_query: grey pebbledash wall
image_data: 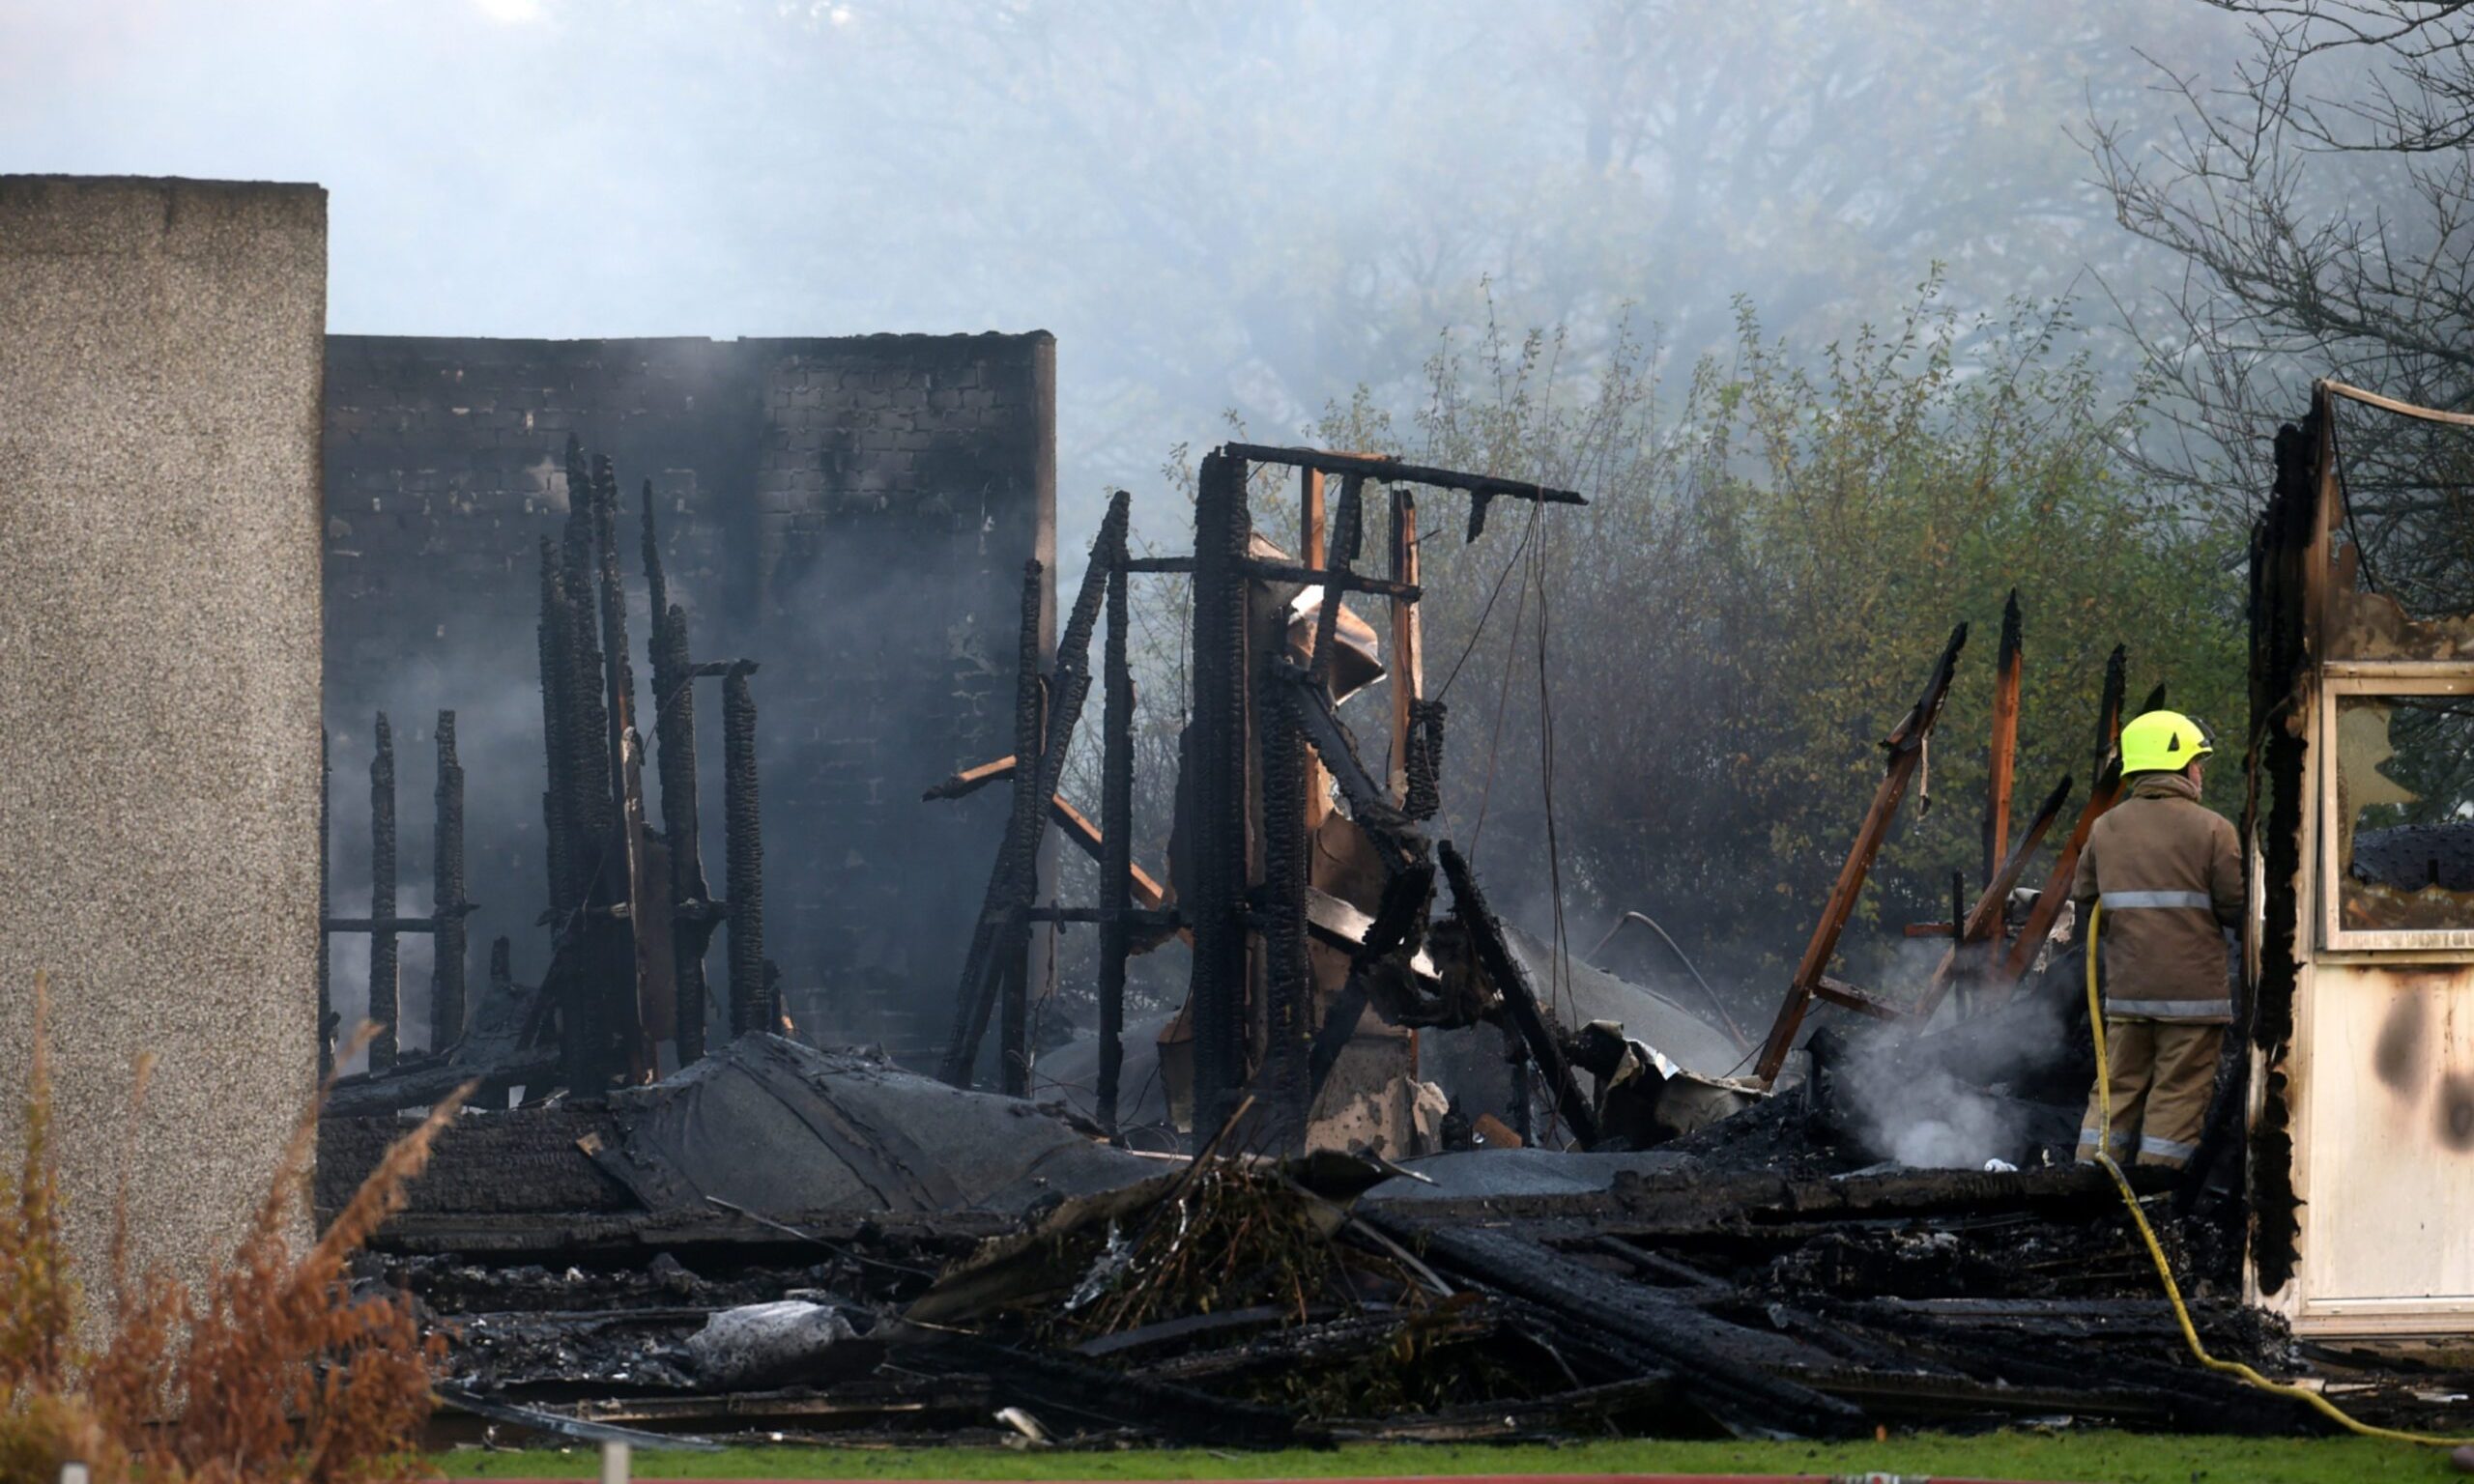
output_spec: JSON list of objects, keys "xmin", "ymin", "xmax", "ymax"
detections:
[
  {"xmin": 323, "ymin": 332, "xmax": 1054, "ymax": 1066},
  {"xmin": 0, "ymin": 175, "xmax": 327, "ymax": 1303}
]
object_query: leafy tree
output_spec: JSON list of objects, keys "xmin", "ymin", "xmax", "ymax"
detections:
[{"xmin": 2088, "ymin": 0, "xmax": 2474, "ymax": 570}]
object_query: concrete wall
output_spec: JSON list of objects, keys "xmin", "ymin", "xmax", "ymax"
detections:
[
  {"xmin": 0, "ymin": 177, "xmax": 327, "ymax": 1296},
  {"xmin": 323, "ymin": 332, "xmax": 1053, "ymax": 1066}
]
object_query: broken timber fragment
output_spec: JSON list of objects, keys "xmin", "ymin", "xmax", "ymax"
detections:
[
  {"xmin": 369, "ymin": 709, "xmax": 399, "ymax": 1070},
  {"xmin": 1098, "ymin": 526, "xmax": 1136, "ymax": 1131},
  {"xmin": 433, "ymin": 709, "xmax": 471, "ymax": 1049},
  {"xmin": 1753, "ymin": 622, "xmax": 1968, "ymax": 1082},
  {"xmin": 920, "ymin": 758, "xmax": 1174, "ymax": 916},
  {"xmin": 1390, "ymin": 1222, "xmax": 1868, "ymax": 1439},
  {"xmin": 1983, "ymin": 588, "xmax": 2023, "ymax": 891},
  {"xmin": 1992, "ymin": 652, "xmax": 2135, "ymax": 986},
  {"xmin": 722, "ymin": 661, "xmax": 765, "ymax": 1038},
  {"xmin": 1912, "ymin": 770, "xmax": 2073, "ymax": 1017}
]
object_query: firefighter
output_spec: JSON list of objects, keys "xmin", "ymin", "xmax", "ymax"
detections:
[{"xmin": 2073, "ymin": 709, "xmax": 2244, "ymax": 1170}]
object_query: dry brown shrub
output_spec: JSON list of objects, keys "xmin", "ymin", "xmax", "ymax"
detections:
[{"xmin": 0, "ymin": 975, "xmax": 467, "ymax": 1484}]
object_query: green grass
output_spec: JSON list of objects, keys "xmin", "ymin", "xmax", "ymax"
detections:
[{"xmin": 436, "ymin": 1432, "xmax": 2460, "ymax": 1482}]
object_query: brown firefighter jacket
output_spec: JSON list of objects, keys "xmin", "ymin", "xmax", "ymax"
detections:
[{"xmin": 2069, "ymin": 773, "xmax": 2244, "ymax": 1023}]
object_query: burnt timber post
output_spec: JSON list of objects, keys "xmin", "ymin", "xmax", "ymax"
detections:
[
  {"xmin": 1256, "ymin": 616, "xmax": 1311, "ymax": 1150},
  {"xmin": 1982, "ymin": 590, "xmax": 2022, "ymax": 895},
  {"xmin": 590, "ymin": 456, "xmax": 661, "ymax": 1084},
  {"xmin": 1993, "ymin": 648, "xmax": 2133, "ymax": 985},
  {"xmin": 1753, "ymin": 623, "xmax": 1968, "ymax": 1083},
  {"xmin": 723, "ymin": 660, "xmax": 765, "ymax": 1039},
  {"xmin": 1188, "ymin": 450, "xmax": 1253, "ymax": 1138},
  {"xmin": 368, "ymin": 710, "xmax": 398, "ymax": 1071},
  {"xmin": 432, "ymin": 709, "xmax": 468, "ymax": 1050},
  {"xmin": 1097, "ymin": 525, "xmax": 1135, "ymax": 1132},
  {"xmin": 644, "ymin": 480, "xmax": 712, "ymax": 1065}
]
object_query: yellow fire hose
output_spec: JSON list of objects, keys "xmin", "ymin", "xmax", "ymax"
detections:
[{"xmin": 2083, "ymin": 900, "xmax": 2468, "ymax": 1446}]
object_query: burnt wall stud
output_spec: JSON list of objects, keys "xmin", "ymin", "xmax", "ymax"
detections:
[
  {"xmin": 1097, "ymin": 528, "xmax": 1133, "ymax": 1132},
  {"xmin": 1257, "ymin": 661, "xmax": 1311, "ymax": 1151},
  {"xmin": 644, "ymin": 482, "xmax": 712, "ymax": 1065},
  {"xmin": 1186, "ymin": 450, "xmax": 1253, "ymax": 1139},
  {"xmin": 432, "ymin": 709, "xmax": 468, "ymax": 1050},
  {"xmin": 368, "ymin": 711, "xmax": 398, "ymax": 1072},
  {"xmin": 592, "ymin": 456, "xmax": 660, "ymax": 1084},
  {"xmin": 723, "ymin": 661, "xmax": 766, "ymax": 1039}
]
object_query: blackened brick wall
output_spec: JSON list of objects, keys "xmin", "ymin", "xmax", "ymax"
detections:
[{"xmin": 323, "ymin": 333, "xmax": 1054, "ymax": 1066}]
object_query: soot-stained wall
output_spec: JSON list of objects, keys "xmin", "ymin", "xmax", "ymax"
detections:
[{"xmin": 323, "ymin": 332, "xmax": 1054, "ymax": 1066}]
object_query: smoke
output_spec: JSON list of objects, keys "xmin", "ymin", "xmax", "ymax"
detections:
[{"xmin": 1821, "ymin": 938, "xmax": 2079, "ymax": 1170}]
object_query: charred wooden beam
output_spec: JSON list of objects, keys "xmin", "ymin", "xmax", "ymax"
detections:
[
  {"xmin": 1983, "ymin": 588, "xmax": 2023, "ymax": 891},
  {"xmin": 1813, "ymin": 976, "xmax": 1909, "ymax": 1021},
  {"xmin": 1913, "ymin": 771, "xmax": 2073, "ymax": 1017},
  {"xmin": 1220, "ymin": 443, "xmax": 1586, "ymax": 505},
  {"xmin": 1257, "ymin": 642, "xmax": 1312, "ymax": 1150},
  {"xmin": 929, "ymin": 767, "xmax": 1173, "ymax": 914},
  {"xmin": 644, "ymin": 481, "xmax": 713, "ymax": 1066},
  {"xmin": 1438, "ymin": 839, "xmax": 1599, "ymax": 1146},
  {"xmin": 1304, "ymin": 474, "xmax": 1364, "ymax": 694},
  {"xmin": 433, "ymin": 709, "xmax": 468, "ymax": 1050},
  {"xmin": 560, "ymin": 439, "xmax": 615, "ymax": 859},
  {"xmin": 1186, "ymin": 451, "xmax": 1253, "ymax": 1137},
  {"xmin": 1236, "ymin": 558, "xmax": 1419, "ymax": 603},
  {"xmin": 1753, "ymin": 622, "xmax": 1968, "ymax": 1083},
  {"xmin": 1395, "ymin": 1223, "xmax": 1866, "ymax": 1439},
  {"xmin": 1278, "ymin": 659, "xmax": 1414, "ymax": 839},
  {"xmin": 2095, "ymin": 643, "xmax": 2128, "ymax": 778},
  {"xmin": 920, "ymin": 756, "xmax": 1019, "ymax": 801},
  {"xmin": 590, "ymin": 457, "xmax": 662, "ymax": 1084},
  {"xmin": 1995, "ymin": 653, "xmax": 2137, "ymax": 985},
  {"xmin": 723, "ymin": 660, "xmax": 765, "ymax": 1041},
  {"xmin": 2243, "ymin": 406, "xmax": 2325, "ymax": 1288},
  {"xmin": 368, "ymin": 711, "xmax": 399, "ymax": 1071},
  {"xmin": 1389, "ymin": 487, "xmax": 1428, "ymax": 810},
  {"xmin": 1098, "ymin": 527, "xmax": 1135, "ymax": 1132}
]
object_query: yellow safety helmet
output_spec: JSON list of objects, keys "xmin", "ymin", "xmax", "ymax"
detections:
[{"xmin": 2119, "ymin": 709, "xmax": 2216, "ymax": 776}]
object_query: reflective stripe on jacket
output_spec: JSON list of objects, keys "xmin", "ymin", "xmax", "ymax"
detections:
[{"xmin": 2070, "ymin": 772, "xmax": 2243, "ymax": 1024}]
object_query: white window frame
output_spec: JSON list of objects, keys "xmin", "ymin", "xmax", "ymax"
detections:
[{"xmin": 2317, "ymin": 667, "xmax": 2474, "ymax": 956}]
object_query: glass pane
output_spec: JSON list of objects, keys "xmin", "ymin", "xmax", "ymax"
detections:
[
  {"xmin": 2325, "ymin": 409, "xmax": 2474, "ymax": 661},
  {"xmin": 2336, "ymin": 695, "xmax": 2474, "ymax": 933}
]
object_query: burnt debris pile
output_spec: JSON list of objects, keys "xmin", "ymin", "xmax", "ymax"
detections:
[{"xmin": 366, "ymin": 1078, "xmax": 2463, "ymax": 1447}]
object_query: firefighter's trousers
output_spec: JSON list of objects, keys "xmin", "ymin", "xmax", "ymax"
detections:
[{"xmin": 2077, "ymin": 1017, "xmax": 2224, "ymax": 1170}]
